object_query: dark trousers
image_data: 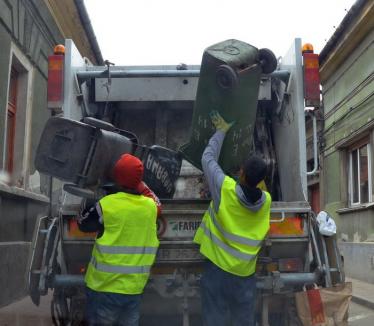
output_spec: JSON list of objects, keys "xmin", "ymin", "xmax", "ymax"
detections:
[
  {"xmin": 201, "ymin": 260, "xmax": 257, "ymax": 326},
  {"xmin": 85, "ymin": 287, "xmax": 141, "ymax": 326}
]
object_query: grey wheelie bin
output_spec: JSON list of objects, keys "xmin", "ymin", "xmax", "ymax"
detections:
[{"xmin": 35, "ymin": 117, "xmax": 182, "ymax": 198}]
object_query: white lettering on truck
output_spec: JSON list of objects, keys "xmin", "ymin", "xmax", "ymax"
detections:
[{"xmin": 146, "ymin": 154, "xmax": 173, "ymax": 193}]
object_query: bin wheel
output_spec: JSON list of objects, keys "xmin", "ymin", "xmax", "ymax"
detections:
[
  {"xmin": 83, "ymin": 117, "xmax": 115, "ymax": 131},
  {"xmin": 216, "ymin": 65, "xmax": 238, "ymax": 89},
  {"xmin": 63, "ymin": 184, "xmax": 96, "ymax": 199},
  {"xmin": 258, "ymin": 48, "xmax": 277, "ymax": 74}
]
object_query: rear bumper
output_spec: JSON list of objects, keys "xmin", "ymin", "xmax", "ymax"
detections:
[
  {"xmin": 54, "ymin": 274, "xmax": 85, "ymax": 288},
  {"xmin": 53, "ymin": 271, "xmax": 321, "ymax": 292},
  {"xmin": 257, "ymin": 271, "xmax": 321, "ymax": 292}
]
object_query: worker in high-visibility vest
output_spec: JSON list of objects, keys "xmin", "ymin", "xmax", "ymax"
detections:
[
  {"xmin": 194, "ymin": 111, "xmax": 271, "ymax": 326},
  {"xmin": 78, "ymin": 154, "xmax": 161, "ymax": 326}
]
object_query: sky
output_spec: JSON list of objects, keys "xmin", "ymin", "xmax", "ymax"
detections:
[{"xmin": 84, "ymin": 0, "xmax": 357, "ymax": 66}]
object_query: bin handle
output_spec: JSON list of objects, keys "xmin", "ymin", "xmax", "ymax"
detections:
[
  {"xmin": 237, "ymin": 63, "xmax": 258, "ymax": 75},
  {"xmin": 270, "ymin": 211, "xmax": 285, "ymax": 223}
]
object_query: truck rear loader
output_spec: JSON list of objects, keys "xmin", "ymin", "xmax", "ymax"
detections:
[{"xmin": 28, "ymin": 38, "xmax": 344, "ymax": 325}]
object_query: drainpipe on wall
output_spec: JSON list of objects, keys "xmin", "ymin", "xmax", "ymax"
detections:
[
  {"xmin": 74, "ymin": 0, "xmax": 104, "ymax": 65},
  {"xmin": 307, "ymin": 112, "xmax": 319, "ymax": 176}
]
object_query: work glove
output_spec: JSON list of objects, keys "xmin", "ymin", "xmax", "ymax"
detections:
[{"xmin": 210, "ymin": 110, "xmax": 234, "ymax": 132}]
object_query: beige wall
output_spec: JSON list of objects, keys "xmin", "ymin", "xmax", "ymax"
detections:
[{"xmin": 43, "ymin": 0, "xmax": 100, "ymax": 64}]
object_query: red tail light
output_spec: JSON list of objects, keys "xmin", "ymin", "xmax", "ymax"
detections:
[
  {"xmin": 278, "ymin": 258, "xmax": 303, "ymax": 272},
  {"xmin": 47, "ymin": 54, "xmax": 64, "ymax": 110},
  {"xmin": 303, "ymin": 52, "xmax": 320, "ymax": 107}
]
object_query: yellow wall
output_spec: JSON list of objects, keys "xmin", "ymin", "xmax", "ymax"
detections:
[{"xmin": 43, "ymin": 0, "xmax": 100, "ymax": 64}]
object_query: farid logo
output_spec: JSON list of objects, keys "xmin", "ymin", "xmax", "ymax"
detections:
[{"xmin": 170, "ymin": 221, "xmax": 201, "ymax": 232}]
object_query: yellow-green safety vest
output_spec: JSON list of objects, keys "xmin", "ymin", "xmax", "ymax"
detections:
[
  {"xmin": 85, "ymin": 192, "xmax": 159, "ymax": 294},
  {"xmin": 194, "ymin": 176, "xmax": 271, "ymax": 276}
]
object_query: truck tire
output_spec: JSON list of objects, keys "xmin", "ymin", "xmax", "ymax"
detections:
[
  {"xmin": 51, "ymin": 289, "xmax": 69, "ymax": 326},
  {"xmin": 285, "ymin": 297, "xmax": 303, "ymax": 326}
]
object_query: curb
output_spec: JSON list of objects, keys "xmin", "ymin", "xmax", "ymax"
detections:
[{"xmin": 351, "ymin": 294, "xmax": 374, "ymax": 310}]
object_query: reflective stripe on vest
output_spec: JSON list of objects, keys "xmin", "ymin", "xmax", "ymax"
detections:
[
  {"xmin": 90, "ymin": 256, "xmax": 151, "ymax": 274},
  {"xmin": 208, "ymin": 205, "xmax": 263, "ymax": 247},
  {"xmin": 199, "ymin": 221, "xmax": 256, "ymax": 261},
  {"xmin": 96, "ymin": 244, "xmax": 158, "ymax": 255},
  {"xmin": 193, "ymin": 176, "xmax": 271, "ymax": 276}
]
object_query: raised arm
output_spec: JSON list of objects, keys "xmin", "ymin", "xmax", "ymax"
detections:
[
  {"xmin": 136, "ymin": 181, "xmax": 162, "ymax": 217},
  {"xmin": 202, "ymin": 111, "xmax": 234, "ymax": 211}
]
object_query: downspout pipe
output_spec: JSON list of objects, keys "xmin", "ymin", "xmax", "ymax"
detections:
[
  {"xmin": 307, "ymin": 112, "xmax": 319, "ymax": 176},
  {"xmin": 74, "ymin": 0, "xmax": 104, "ymax": 65}
]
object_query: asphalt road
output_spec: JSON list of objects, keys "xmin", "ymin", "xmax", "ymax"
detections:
[{"xmin": 0, "ymin": 295, "xmax": 373, "ymax": 325}]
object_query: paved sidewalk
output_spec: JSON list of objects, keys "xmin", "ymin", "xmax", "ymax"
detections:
[
  {"xmin": 0, "ymin": 294, "xmax": 52, "ymax": 326},
  {"xmin": 346, "ymin": 277, "xmax": 374, "ymax": 310}
]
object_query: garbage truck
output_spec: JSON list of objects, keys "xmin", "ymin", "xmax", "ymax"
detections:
[{"xmin": 28, "ymin": 38, "xmax": 344, "ymax": 325}]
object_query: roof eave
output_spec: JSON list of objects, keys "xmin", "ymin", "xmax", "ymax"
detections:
[{"xmin": 319, "ymin": 0, "xmax": 374, "ymax": 83}]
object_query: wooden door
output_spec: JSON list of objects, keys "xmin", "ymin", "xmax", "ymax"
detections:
[{"xmin": 6, "ymin": 68, "xmax": 18, "ymax": 173}]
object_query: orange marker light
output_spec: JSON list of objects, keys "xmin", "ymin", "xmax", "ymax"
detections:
[
  {"xmin": 54, "ymin": 44, "xmax": 65, "ymax": 55},
  {"xmin": 302, "ymin": 43, "xmax": 314, "ymax": 54}
]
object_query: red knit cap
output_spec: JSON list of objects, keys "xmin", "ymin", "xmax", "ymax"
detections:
[{"xmin": 113, "ymin": 154, "xmax": 144, "ymax": 189}]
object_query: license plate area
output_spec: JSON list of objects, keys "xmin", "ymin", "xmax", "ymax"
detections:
[{"xmin": 156, "ymin": 245, "xmax": 203, "ymax": 263}]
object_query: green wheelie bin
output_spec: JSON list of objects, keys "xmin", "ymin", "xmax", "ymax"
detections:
[{"xmin": 180, "ymin": 39, "xmax": 277, "ymax": 175}]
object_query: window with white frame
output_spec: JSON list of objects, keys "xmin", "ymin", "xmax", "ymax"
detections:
[
  {"xmin": 2, "ymin": 43, "xmax": 34, "ymax": 188},
  {"xmin": 349, "ymin": 141, "xmax": 372, "ymax": 205}
]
